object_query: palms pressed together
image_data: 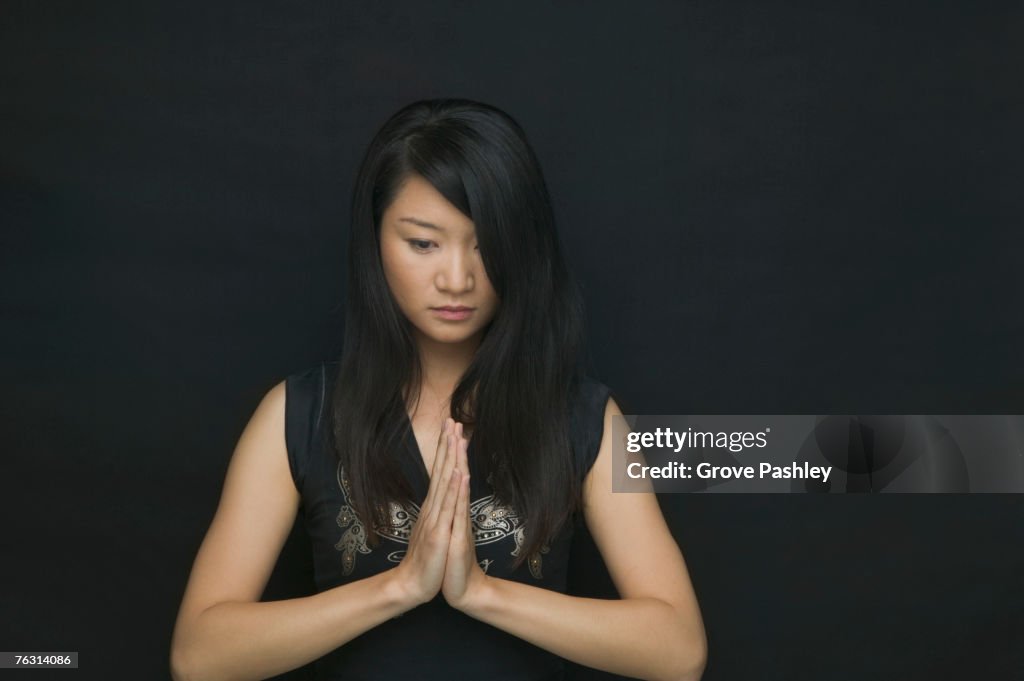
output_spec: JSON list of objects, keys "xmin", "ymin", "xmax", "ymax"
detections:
[{"xmin": 393, "ymin": 419, "xmax": 489, "ymax": 611}]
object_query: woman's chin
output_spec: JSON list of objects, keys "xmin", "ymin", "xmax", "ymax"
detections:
[{"xmin": 416, "ymin": 325, "xmax": 485, "ymax": 348}]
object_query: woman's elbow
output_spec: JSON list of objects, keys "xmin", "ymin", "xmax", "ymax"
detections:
[
  {"xmin": 663, "ymin": 625, "xmax": 707, "ymax": 681},
  {"xmin": 675, "ymin": 653, "xmax": 706, "ymax": 681},
  {"xmin": 169, "ymin": 633, "xmax": 206, "ymax": 681},
  {"xmin": 169, "ymin": 646, "xmax": 192, "ymax": 681},
  {"xmin": 675, "ymin": 632, "xmax": 707, "ymax": 681}
]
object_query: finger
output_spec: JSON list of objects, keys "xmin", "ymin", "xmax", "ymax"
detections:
[
  {"xmin": 457, "ymin": 426, "xmax": 469, "ymax": 476},
  {"xmin": 427, "ymin": 430, "xmax": 458, "ymax": 527},
  {"xmin": 422, "ymin": 419, "xmax": 452, "ymax": 511},
  {"xmin": 438, "ymin": 428, "xmax": 458, "ymax": 501},
  {"xmin": 452, "ymin": 453, "xmax": 470, "ymax": 547},
  {"xmin": 431, "ymin": 418, "xmax": 452, "ymax": 478},
  {"xmin": 436, "ymin": 466, "xmax": 461, "ymax": 531},
  {"xmin": 438, "ymin": 426, "xmax": 460, "ymax": 494},
  {"xmin": 460, "ymin": 439, "xmax": 473, "ymax": 542},
  {"xmin": 437, "ymin": 416, "xmax": 452, "ymax": 447}
]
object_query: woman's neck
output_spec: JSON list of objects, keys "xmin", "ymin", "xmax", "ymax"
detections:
[{"xmin": 413, "ymin": 329, "xmax": 482, "ymax": 406}]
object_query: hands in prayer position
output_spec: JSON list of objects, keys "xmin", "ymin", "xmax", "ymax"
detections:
[{"xmin": 392, "ymin": 418, "xmax": 488, "ymax": 611}]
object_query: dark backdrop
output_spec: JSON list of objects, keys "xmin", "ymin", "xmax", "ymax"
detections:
[{"xmin": 2, "ymin": 2, "xmax": 1022, "ymax": 679}]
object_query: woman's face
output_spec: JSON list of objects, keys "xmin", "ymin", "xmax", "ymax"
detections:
[{"xmin": 379, "ymin": 174, "xmax": 500, "ymax": 349}]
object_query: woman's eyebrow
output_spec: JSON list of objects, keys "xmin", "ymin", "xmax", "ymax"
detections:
[{"xmin": 398, "ymin": 217, "xmax": 445, "ymax": 232}]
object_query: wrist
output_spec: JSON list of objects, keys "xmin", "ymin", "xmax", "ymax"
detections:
[
  {"xmin": 385, "ymin": 565, "xmax": 428, "ymax": 612},
  {"xmin": 457, "ymin": 573, "xmax": 496, "ymax": 618}
]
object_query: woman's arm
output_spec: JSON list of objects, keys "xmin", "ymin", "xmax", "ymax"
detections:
[
  {"xmin": 173, "ymin": 573, "xmax": 413, "ymax": 681},
  {"xmin": 170, "ymin": 382, "xmax": 458, "ymax": 681},
  {"xmin": 452, "ymin": 398, "xmax": 707, "ymax": 681}
]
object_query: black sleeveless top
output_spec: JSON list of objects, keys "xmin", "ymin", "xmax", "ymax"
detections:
[{"xmin": 284, "ymin": 361, "xmax": 612, "ymax": 681}]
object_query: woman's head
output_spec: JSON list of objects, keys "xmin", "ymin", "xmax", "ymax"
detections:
[
  {"xmin": 332, "ymin": 99, "xmax": 587, "ymax": 573},
  {"xmin": 378, "ymin": 173, "xmax": 500, "ymax": 351},
  {"xmin": 348, "ymin": 98, "xmax": 575, "ymax": 360}
]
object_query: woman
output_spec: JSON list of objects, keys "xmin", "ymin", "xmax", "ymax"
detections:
[{"xmin": 170, "ymin": 99, "xmax": 706, "ymax": 681}]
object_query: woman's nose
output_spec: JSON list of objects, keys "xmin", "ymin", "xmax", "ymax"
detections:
[{"xmin": 436, "ymin": 250, "xmax": 474, "ymax": 292}]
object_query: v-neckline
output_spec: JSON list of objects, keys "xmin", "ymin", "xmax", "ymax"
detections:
[
  {"xmin": 401, "ymin": 411, "xmax": 431, "ymax": 489},
  {"xmin": 400, "ymin": 411, "xmax": 475, "ymax": 494}
]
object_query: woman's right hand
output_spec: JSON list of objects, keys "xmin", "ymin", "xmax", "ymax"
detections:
[{"xmin": 392, "ymin": 418, "xmax": 464, "ymax": 606}]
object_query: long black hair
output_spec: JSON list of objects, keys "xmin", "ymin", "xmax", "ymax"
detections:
[{"xmin": 328, "ymin": 98, "xmax": 586, "ymax": 571}]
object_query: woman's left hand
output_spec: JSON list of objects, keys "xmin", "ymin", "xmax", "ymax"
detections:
[{"xmin": 441, "ymin": 422, "xmax": 489, "ymax": 612}]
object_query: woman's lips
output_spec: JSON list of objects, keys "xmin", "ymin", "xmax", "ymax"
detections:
[{"xmin": 431, "ymin": 306, "xmax": 474, "ymax": 321}]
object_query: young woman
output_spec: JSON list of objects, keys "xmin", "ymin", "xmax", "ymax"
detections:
[{"xmin": 170, "ymin": 99, "xmax": 706, "ymax": 681}]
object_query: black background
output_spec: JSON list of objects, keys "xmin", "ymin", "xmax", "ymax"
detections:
[{"xmin": 2, "ymin": 2, "xmax": 1022, "ymax": 679}]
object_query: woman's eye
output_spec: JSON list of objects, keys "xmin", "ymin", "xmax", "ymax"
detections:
[{"xmin": 408, "ymin": 239, "xmax": 435, "ymax": 252}]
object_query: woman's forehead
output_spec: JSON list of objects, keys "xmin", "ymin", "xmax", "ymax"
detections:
[{"xmin": 386, "ymin": 176, "xmax": 476, "ymax": 236}]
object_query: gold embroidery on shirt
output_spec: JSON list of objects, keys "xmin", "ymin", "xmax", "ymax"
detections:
[
  {"xmin": 334, "ymin": 466, "xmax": 372, "ymax": 575},
  {"xmin": 471, "ymin": 495, "xmax": 549, "ymax": 579},
  {"xmin": 334, "ymin": 506, "xmax": 370, "ymax": 576},
  {"xmin": 335, "ymin": 462, "xmax": 548, "ymax": 578},
  {"xmin": 511, "ymin": 526, "xmax": 551, "ymax": 579}
]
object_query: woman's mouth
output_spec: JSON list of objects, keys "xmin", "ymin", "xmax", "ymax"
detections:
[{"xmin": 431, "ymin": 306, "xmax": 474, "ymax": 321}]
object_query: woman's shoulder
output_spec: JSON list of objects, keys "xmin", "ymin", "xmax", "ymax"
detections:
[
  {"xmin": 567, "ymin": 375, "xmax": 619, "ymax": 476},
  {"xmin": 284, "ymin": 360, "xmax": 341, "ymax": 404},
  {"xmin": 285, "ymin": 359, "xmax": 340, "ymax": 384},
  {"xmin": 282, "ymin": 361, "xmax": 340, "ymax": 442},
  {"xmin": 282, "ymin": 360, "xmax": 342, "ymax": 490},
  {"xmin": 573, "ymin": 374, "xmax": 611, "ymax": 396},
  {"xmin": 569, "ymin": 374, "xmax": 616, "ymax": 419}
]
